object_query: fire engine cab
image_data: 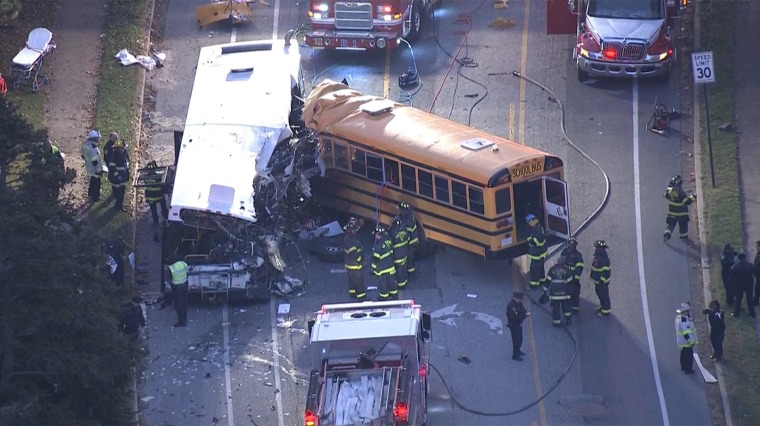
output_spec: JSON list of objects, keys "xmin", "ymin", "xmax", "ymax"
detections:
[
  {"xmin": 305, "ymin": 300, "xmax": 432, "ymax": 426},
  {"xmin": 304, "ymin": 0, "xmax": 439, "ymax": 50}
]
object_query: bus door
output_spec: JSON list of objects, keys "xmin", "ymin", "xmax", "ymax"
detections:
[{"xmin": 541, "ymin": 176, "xmax": 570, "ymax": 239}]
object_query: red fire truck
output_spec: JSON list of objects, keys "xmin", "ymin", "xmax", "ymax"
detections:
[
  {"xmin": 304, "ymin": 300, "xmax": 432, "ymax": 426},
  {"xmin": 304, "ymin": 0, "xmax": 438, "ymax": 50},
  {"xmin": 574, "ymin": 0, "xmax": 682, "ymax": 81}
]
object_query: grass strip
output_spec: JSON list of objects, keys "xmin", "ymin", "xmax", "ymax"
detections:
[
  {"xmin": 699, "ymin": 1, "xmax": 760, "ymax": 424},
  {"xmin": 90, "ymin": 0, "xmax": 150, "ymax": 239}
]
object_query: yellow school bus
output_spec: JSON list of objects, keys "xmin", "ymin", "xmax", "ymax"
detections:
[{"xmin": 304, "ymin": 81, "xmax": 570, "ymax": 260}]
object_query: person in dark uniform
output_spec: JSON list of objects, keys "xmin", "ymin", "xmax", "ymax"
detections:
[
  {"xmin": 703, "ymin": 300, "xmax": 726, "ymax": 361},
  {"xmin": 506, "ymin": 292, "xmax": 529, "ymax": 361},
  {"xmin": 590, "ymin": 240, "xmax": 611, "ymax": 317},
  {"xmin": 107, "ymin": 140, "xmax": 129, "ymax": 211},
  {"xmin": 343, "ymin": 217, "xmax": 366, "ymax": 300},
  {"xmin": 143, "ymin": 160, "xmax": 169, "ymax": 226},
  {"xmin": 720, "ymin": 243, "xmax": 738, "ymax": 305},
  {"xmin": 105, "ymin": 239, "xmax": 126, "ymax": 286},
  {"xmin": 166, "ymin": 259, "xmax": 189, "ymax": 327},
  {"xmin": 544, "ymin": 257, "xmax": 573, "ymax": 326},
  {"xmin": 730, "ymin": 252, "xmax": 756, "ymax": 318},
  {"xmin": 753, "ymin": 240, "xmax": 760, "ymax": 306},
  {"xmin": 525, "ymin": 213, "xmax": 547, "ymax": 289},
  {"xmin": 371, "ymin": 224, "xmax": 397, "ymax": 300},
  {"xmin": 663, "ymin": 175, "xmax": 696, "ymax": 241},
  {"xmin": 120, "ymin": 295, "xmax": 146, "ymax": 337},
  {"xmin": 390, "ymin": 216, "xmax": 410, "ymax": 289},
  {"xmin": 560, "ymin": 237, "xmax": 584, "ymax": 314},
  {"xmin": 398, "ymin": 201, "xmax": 419, "ymax": 274}
]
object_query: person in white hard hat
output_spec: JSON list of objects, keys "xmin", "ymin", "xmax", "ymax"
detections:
[
  {"xmin": 675, "ymin": 302, "xmax": 698, "ymax": 374},
  {"xmin": 80, "ymin": 130, "xmax": 104, "ymax": 201}
]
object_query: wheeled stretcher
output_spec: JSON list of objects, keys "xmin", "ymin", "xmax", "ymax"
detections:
[{"xmin": 10, "ymin": 27, "xmax": 56, "ymax": 92}]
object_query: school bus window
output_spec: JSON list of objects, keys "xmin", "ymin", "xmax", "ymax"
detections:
[
  {"xmin": 435, "ymin": 175, "xmax": 450, "ymax": 203},
  {"xmin": 418, "ymin": 170, "xmax": 433, "ymax": 198},
  {"xmin": 401, "ymin": 163, "xmax": 417, "ymax": 192},
  {"xmin": 322, "ymin": 139, "xmax": 334, "ymax": 167},
  {"xmin": 496, "ymin": 187, "xmax": 512, "ymax": 214},
  {"xmin": 451, "ymin": 180, "xmax": 467, "ymax": 209},
  {"xmin": 546, "ymin": 180, "xmax": 566, "ymax": 206},
  {"xmin": 334, "ymin": 144, "xmax": 349, "ymax": 170},
  {"xmin": 366, "ymin": 153, "xmax": 384, "ymax": 183},
  {"xmin": 384, "ymin": 158, "xmax": 399, "ymax": 186},
  {"xmin": 469, "ymin": 186, "xmax": 485, "ymax": 215},
  {"xmin": 351, "ymin": 148, "xmax": 367, "ymax": 177}
]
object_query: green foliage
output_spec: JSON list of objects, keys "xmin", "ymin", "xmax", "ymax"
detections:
[
  {"xmin": 0, "ymin": 98, "xmax": 139, "ymax": 424},
  {"xmin": 0, "ymin": 0, "xmax": 21, "ymax": 22}
]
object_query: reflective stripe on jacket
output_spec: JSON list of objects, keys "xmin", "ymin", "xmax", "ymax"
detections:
[
  {"xmin": 169, "ymin": 261, "xmax": 188, "ymax": 284},
  {"xmin": 343, "ymin": 234, "xmax": 363, "ymax": 270},
  {"xmin": 675, "ymin": 315, "xmax": 698, "ymax": 348},
  {"xmin": 371, "ymin": 237, "xmax": 396, "ymax": 276},
  {"xmin": 80, "ymin": 141, "xmax": 103, "ymax": 177},
  {"xmin": 561, "ymin": 247, "xmax": 584, "ymax": 281},
  {"xmin": 144, "ymin": 173, "xmax": 165, "ymax": 202},
  {"xmin": 590, "ymin": 253, "xmax": 611, "ymax": 285},
  {"xmin": 108, "ymin": 151, "xmax": 129, "ymax": 187},
  {"xmin": 664, "ymin": 186, "xmax": 694, "ymax": 217},
  {"xmin": 391, "ymin": 225, "xmax": 409, "ymax": 264},
  {"xmin": 401, "ymin": 212, "xmax": 419, "ymax": 246},
  {"xmin": 546, "ymin": 264, "xmax": 572, "ymax": 300},
  {"xmin": 527, "ymin": 224, "xmax": 547, "ymax": 260}
]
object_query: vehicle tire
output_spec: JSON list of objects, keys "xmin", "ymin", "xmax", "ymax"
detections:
[
  {"xmin": 310, "ymin": 235, "xmax": 344, "ymax": 263},
  {"xmin": 577, "ymin": 66, "xmax": 589, "ymax": 82},
  {"xmin": 405, "ymin": 0, "xmax": 423, "ymax": 42}
]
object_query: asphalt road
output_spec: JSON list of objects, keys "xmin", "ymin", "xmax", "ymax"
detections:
[{"xmin": 138, "ymin": 1, "xmax": 712, "ymax": 425}]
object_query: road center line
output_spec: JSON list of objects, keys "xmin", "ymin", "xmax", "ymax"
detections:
[
  {"xmin": 383, "ymin": 48, "xmax": 391, "ymax": 98},
  {"xmin": 222, "ymin": 304, "xmax": 235, "ymax": 425},
  {"xmin": 272, "ymin": 0, "xmax": 281, "ymax": 40},
  {"xmin": 270, "ymin": 299, "xmax": 286, "ymax": 426},
  {"xmin": 517, "ymin": 0, "xmax": 530, "ymax": 143},
  {"xmin": 632, "ymin": 78, "xmax": 670, "ymax": 425}
]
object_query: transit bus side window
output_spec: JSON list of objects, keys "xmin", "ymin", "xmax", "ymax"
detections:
[
  {"xmin": 435, "ymin": 175, "xmax": 450, "ymax": 203},
  {"xmin": 418, "ymin": 170, "xmax": 433, "ymax": 198},
  {"xmin": 401, "ymin": 163, "xmax": 417, "ymax": 192},
  {"xmin": 495, "ymin": 187, "xmax": 512, "ymax": 214},
  {"xmin": 469, "ymin": 186, "xmax": 485, "ymax": 215},
  {"xmin": 322, "ymin": 139, "xmax": 334, "ymax": 167},
  {"xmin": 366, "ymin": 153, "xmax": 384, "ymax": 183},
  {"xmin": 452, "ymin": 180, "xmax": 467, "ymax": 210},
  {"xmin": 351, "ymin": 148, "xmax": 367, "ymax": 177},
  {"xmin": 334, "ymin": 144, "xmax": 349, "ymax": 170},
  {"xmin": 384, "ymin": 158, "xmax": 399, "ymax": 186}
]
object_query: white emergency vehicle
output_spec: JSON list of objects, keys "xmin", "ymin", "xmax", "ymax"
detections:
[
  {"xmin": 147, "ymin": 37, "xmax": 313, "ymax": 300},
  {"xmin": 304, "ymin": 300, "xmax": 432, "ymax": 426}
]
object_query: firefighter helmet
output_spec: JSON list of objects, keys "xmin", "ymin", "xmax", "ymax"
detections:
[
  {"xmin": 670, "ymin": 175, "xmax": 683, "ymax": 186},
  {"xmin": 594, "ymin": 240, "xmax": 609, "ymax": 250},
  {"xmin": 398, "ymin": 201, "xmax": 411, "ymax": 210},
  {"xmin": 113, "ymin": 140, "xmax": 124, "ymax": 149},
  {"xmin": 343, "ymin": 217, "xmax": 359, "ymax": 232},
  {"xmin": 567, "ymin": 236, "xmax": 578, "ymax": 247},
  {"xmin": 525, "ymin": 213, "xmax": 539, "ymax": 225},
  {"xmin": 374, "ymin": 224, "xmax": 388, "ymax": 235},
  {"xmin": 391, "ymin": 215, "xmax": 403, "ymax": 228},
  {"xmin": 146, "ymin": 160, "xmax": 158, "ymax": 169}
]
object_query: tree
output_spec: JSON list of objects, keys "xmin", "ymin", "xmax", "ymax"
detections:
[
  {"xmin": 0, "ymin": 0, "xmax": 21, "ymax": 22},
  {"xmin": 0, "ymin": 98, "xmax": 139, "ymax": 425}
]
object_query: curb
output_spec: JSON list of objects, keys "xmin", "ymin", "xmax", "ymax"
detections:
[{"xmin": 691, "ymin": 1, "xmax": 733, "ymax": 424}]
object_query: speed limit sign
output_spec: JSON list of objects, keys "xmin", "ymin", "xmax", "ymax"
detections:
[{"xmin": 691, "ymin": 51, "xmax": 715, "ymax": 84}]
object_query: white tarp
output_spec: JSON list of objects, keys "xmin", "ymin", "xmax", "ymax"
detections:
[{"xmin": 334, "ymin": 376, "xmax": 382, "ymax": 425}]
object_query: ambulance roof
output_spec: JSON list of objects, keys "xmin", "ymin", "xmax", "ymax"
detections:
[
  {"xmin": 310, "ymin": 300, "xmax": 421, "ymax": 342},
  {"xmin": 169, "ymin": 39, "xmax": 301, "ymax": 223}
]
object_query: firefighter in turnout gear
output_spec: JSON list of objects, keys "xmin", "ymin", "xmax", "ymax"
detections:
[
  {"xmin": 390, "ymin": 216, "xmax": 410, "ymax": 288},
  {"xmin": 398, "ymin": 201, "xmax": 419, "ymax": 274},
  {"xmin": 525, "ymin": 214, "xmax": 547, "ymax": 289},
  {"xmin": 343, "ymin": 218, "xmax": 366, "ymax": 299},
  {"xmin": 144, "ymin": 160, "xmax": 168, "ymax": 225},
  {"xmin": 372, "ymin": 224, "xmax": 398, "ymax": 300},
  {"xmin": 544, "ymin": 257, "xmax": 573, "ymax": 326},
  {"xmin": 107, "ymin": 140, "xmax": 129, "ymax": 211},
  {"xmin": 591, "ymin": 240, "xmax": 611, "ymax": 317},
  {"xmin": 663, "ymin": 175, "xmax": 696, "ymax": 241},
  {"xmin": 561, "ymin": 237, "xmax": 584, "ymax": 313}
]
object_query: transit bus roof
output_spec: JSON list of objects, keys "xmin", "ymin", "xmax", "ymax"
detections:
[
  {"xmin": 303, "ymin": 80, "xmax": 557, "ymax": 186},
  {"xmin": 169, "ymin": 39, "xmax": 301, "ymax": 223}
]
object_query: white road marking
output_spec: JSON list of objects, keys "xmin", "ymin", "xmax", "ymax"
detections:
[
  {"xmin": 633, "ymin": 78, "xmax": 670, "ymax": 425},
  {"xmin": 272, "ymin": 0, "xmax": 281, "ymax": 40},
  {"xmin": 222, "ymin": 304, "xmax": 235, "ymax": 425},
  {"xmin": 270, "ymin": 299, "xmax": 286, "ymax": 426}
]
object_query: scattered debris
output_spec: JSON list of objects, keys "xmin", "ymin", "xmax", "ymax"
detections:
[
  {"xmin": 489, "ymin": 17, "xmax": 516, "ymax": 30},
  {"xmin": 494, "ymin": 0, "xmax": 509, "ymax": 9},
  {"xmin": 466, "ymin": 293, "xmax": 477, "ymax": 298},
  {"xmin": 278, "ymin": 304, "xmax": 290, "ymax": 315},
  {"xmin": 457, "ymin": 355, "xmax": 471, "ymax": 364},
  {"xmin": 113, "ymin": 49, "xmax": 164, "ymax": 71},
  {"xmin": 141, "ymin": 396, "xmax": 155, "ymax": 402},
  {"xmin": 330, "ymin": 268, "xmax": 347, "ymax": 274},
  {"xmin": 718, "ymin": 122, "xmax": 733, "ymax": 132}
]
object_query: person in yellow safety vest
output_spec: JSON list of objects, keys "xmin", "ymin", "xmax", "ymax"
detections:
[
  {"xmin": 80, "ymin": 130, "xmax": 103, "ymax": 202},
  {"xmin": 590, "ymin": 240, "xmax": 611, "ymax": 317},
  {"xmin": 663, "ymin": 174, "xmax": 696, "ymax": 241},
  {"xmin": 343, "ymin": 217, "xmax": 366, "ymax": 299},
  {"xmin": 390, "ymin": 215, "xmax": 410, "ymax": 288},
  {"xmin": 144, "ymin": 160, "xmax": 168, "ymax": 225},
  {"xmin": 544, "ymin": 256, "xmax": 573, "ymax": 326},
  {"xmin": 675, "ymin": 302, "xmax": 698, "ymax": 374},
  {"xmin": 398, "ymin": 201, "xmax": 419, "ymax": 274},
  {"xmin": 560, "ymin": 237, "xmax": 584, "ymax": 314},
  {"xmin": 371, "ymin": 224, "xmax": 398, "ymax": 300},
  {"xmin": 525, "ymin": 213, "xmax": 547, "ymax": 289},
  {"xmin": 107, "ymin": 140, "xmax": 129, "ymax": 211},
  {"xmin": 166, "ymin": 260, "xmax": 189, "ymax": 327}
]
